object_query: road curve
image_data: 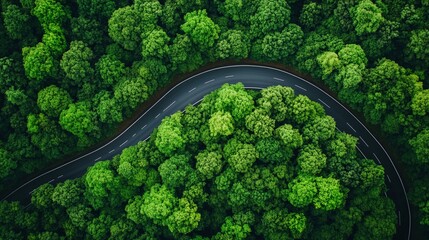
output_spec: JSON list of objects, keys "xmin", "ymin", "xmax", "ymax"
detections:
[{"xmin": 1, "ymin": 65, "xmax": 411, "ymax": 239}]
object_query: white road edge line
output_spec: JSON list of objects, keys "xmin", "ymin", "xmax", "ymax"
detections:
[
  {"xmin": 119, "ymin": 140, "xmax": 128, "ymax": 147},
  {"xmin": 204, "ymin": 79, "xmax": 215, "ymax": 84},
  {"xmin": 273, "ymin": 77, "xmax": 285, "ymax": 82},
  {"xmin": 386, "ymin": 174, "xmax": 391, "ymax": 183},
  {"xmin": 317, "ymin": 98, "xmax": 331, "ymax": 108},
  {"xmin": 163, "ymin": 101, "xmax": 176, "ymax": 112},
  {"xmin": 188, "ymin": 87, "xmax": 196, "ymax": 93},
  {"xmin": 294, "ymin": 84, "xmax": 307, "ymax": 91},
  {"xmin": 225, "ymin": 75, "xmax": 234, "ymax": 78},
  {"xmin": 385, "ymin": 191, "xmax": 388, "ymax": 198},
  {"xmin": 29, "ymin": 189, "xmax": 36, "ymax": 195},
  {"xmin": 356, "ymin": 146, "xmax": 367, "ymax": 159},
  {"xmin": 95, "ymin": 157, "xmax": 101, "ymax": 162},
  {"xmin": 359, "ymin": 136, "xmax": 369, "ymax": 147},
  {"xmin": 373, "ymin": 153, "xmax": 381, "ymax": 164},
  {"xmin": 346, "ymin": 122, "xmax": 357, "ymax": 132}
]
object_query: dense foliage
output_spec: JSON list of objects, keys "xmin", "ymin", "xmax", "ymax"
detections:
[
  {"xmin": 0, "ymin": 84, "xmax": 397, "ymax": 239},
  {"xmin": 0, "ymin": 0, "xmax": 429, "ymax": 237}
]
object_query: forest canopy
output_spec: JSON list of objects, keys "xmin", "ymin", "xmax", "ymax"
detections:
[
  {"xmin": 0, "ymin": 84, "xmax": 397, "ymax": 239},
  {"xmin": 0, "ymin": 0, "xmax": 429, "ymax": 238}
]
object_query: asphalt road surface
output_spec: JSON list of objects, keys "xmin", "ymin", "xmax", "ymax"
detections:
[{"xmin": 2, "ymin": 65, "xmax": 411, "ymax": 239}]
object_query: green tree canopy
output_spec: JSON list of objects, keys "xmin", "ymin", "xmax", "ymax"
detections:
[
  {"xmin": 37, "ymin": 85, "xmax": 73, "ymax": 117},
  {"xmin": 108, "ymin": 5, "xmax": 144, "ymax": 51},
  {"xmin": 195, "ymin": 150, "xmax": 223, "ymax": 180},
  {"xmin": 216, "ymin": 30, "xmax": 250, "ymax": 60},
  {"xmin": 250, "ymin": 0, "xmax": 291, "ymax": 39},
  {"xmin": 22, "ymin": 43, "xmax": 57, "ymax": 81},
  {"xmin": 158, "ymin": 154, "xmax": 194, "ymax": 189},
  {"xmin": 32, "ymin": 0, "xmax": 68, "ymax": 30},
  {"xmin": 141, "ymin": 29, "xmax": 170, "ymax": 59},
  {"xmin": 350, "ymin": 0, "xmax": 385, "ymax": 36},
  {"xmin": 95, "ymin": 54, "xmax": 126, "ymax": 87},
  {"xmin": 2, "ymin": 4, "xmax": 30, "ymax": 40},
  {"xmin": 59, "ymin": 101, "xmax": 99, "ymax": 146},
  {"xmin": 209, "ymin": 111, "xmax": 235, "ymax": 137},
  {"xmin": 181, "ymin": 9, "xmax": 220, "ymax": 51},
  {"xmin": 60, "ymin": 41, "xmax": 94, "ymax": 84},
  {"xmin": 0, "ymin": 148, "xmax": 17, "ymax": 179},
  {"xmin": 409, "ymin": 129, "xmax": 429, "ymax": 164},
  {"xmin": 155, "ymin": 112, "xmax": 186, "ymax": 155},
  {"xmin": 142, "ymin": 184, "xmax": 177, "ymax": 226},
  {"xmin": 297, "ymin": 145, "xmax": 327, "ymax": 175}
]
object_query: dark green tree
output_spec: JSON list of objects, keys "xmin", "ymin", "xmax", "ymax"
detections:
[
  {"xmin": 249, "ymin": 0, "xmax": 290, "ymax": 39},
  {"xmin": 60, "ymin": 41, "xmax": 94, "ymax": 85},
  {"xmin": 2, "ymin": 4, "xmax": 30, "ymax": 40}
]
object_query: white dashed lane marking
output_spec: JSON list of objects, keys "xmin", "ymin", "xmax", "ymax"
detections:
[
  {"xmin": 188, "ymin": 87, "xmax": 196, "ymax": 93},
  {"xmin": 346, "ymin": 122, "xmax": 357, "ymax": 132},
  {"xmin": 273, "ymin": 77, "xmax": 285, "ymax": 82},
  {"xmin": 356, "ymin": 146, "xmax": 367, "ymax": 159},
  {"xmin": 204, "ymin": 79, "xmax": 215, "ymax": 84},
  {"xmin": 294, "ymin": 84, "xmax": 307, "ymax": 91},
  {"xmin": 120, "ymin": 140, "xmax": 128, "ymax": 147},
  {"xmin": 163, "ymin": 101, "xmax": 176, "ymax": 112},
  {"xmin": 225, "ymin": 75, "xmax": 234, "ymax": 78},
  {"xmin": 48, "ymin": 179, "xmax": 55, "ymax": 184},
  {"xmin": 95, "ymin": 157, "xmax": 101, "ymax": 162},
  {"xmin": 155, "ymin": 114, "xmax": 160, "ymax": 119},
  {"xmin": 57, "ymin": 175, "xmax": 63, "ymax": 179},
  {"xmin": 373, "ymin": 153, "xmax": 381, "ymax": 164},
  {"xmin": 359, "ymin": 136, "xmax": 369, "ymax": 147},
  {"xmin": 317, "ymin": 98, "xmax": 331, "ymax": 108},
  {"xmin": 109, "ymin": 149, "xmax": 115, "ymax": 154},
  {"xmin": 386, "ymin": 174, "xmax": 391, "ymax": 183}
]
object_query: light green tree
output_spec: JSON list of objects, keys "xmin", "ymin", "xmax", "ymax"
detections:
[
  {"xmin": 155, "ymin": 112, "xmax": 185, "ymax": 155},
  {"xmin": 297, "ymin": 145, "xmax": 327, "ymax": 175},
  {"xmin": 209, "ymin": 111, "xmax": 234, "ymax": 137},
  {"xmin": 195, "ymin": 150, "xmax": 223, "ymax": 180},
  {"xmin": 167, "ymin": 198, "xmax": 201, "ymax": 234}
]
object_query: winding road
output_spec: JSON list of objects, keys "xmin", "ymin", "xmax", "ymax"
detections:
[{"xmin": 1, "ymin": 65, "xmax": 411, "ymax": 239}]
